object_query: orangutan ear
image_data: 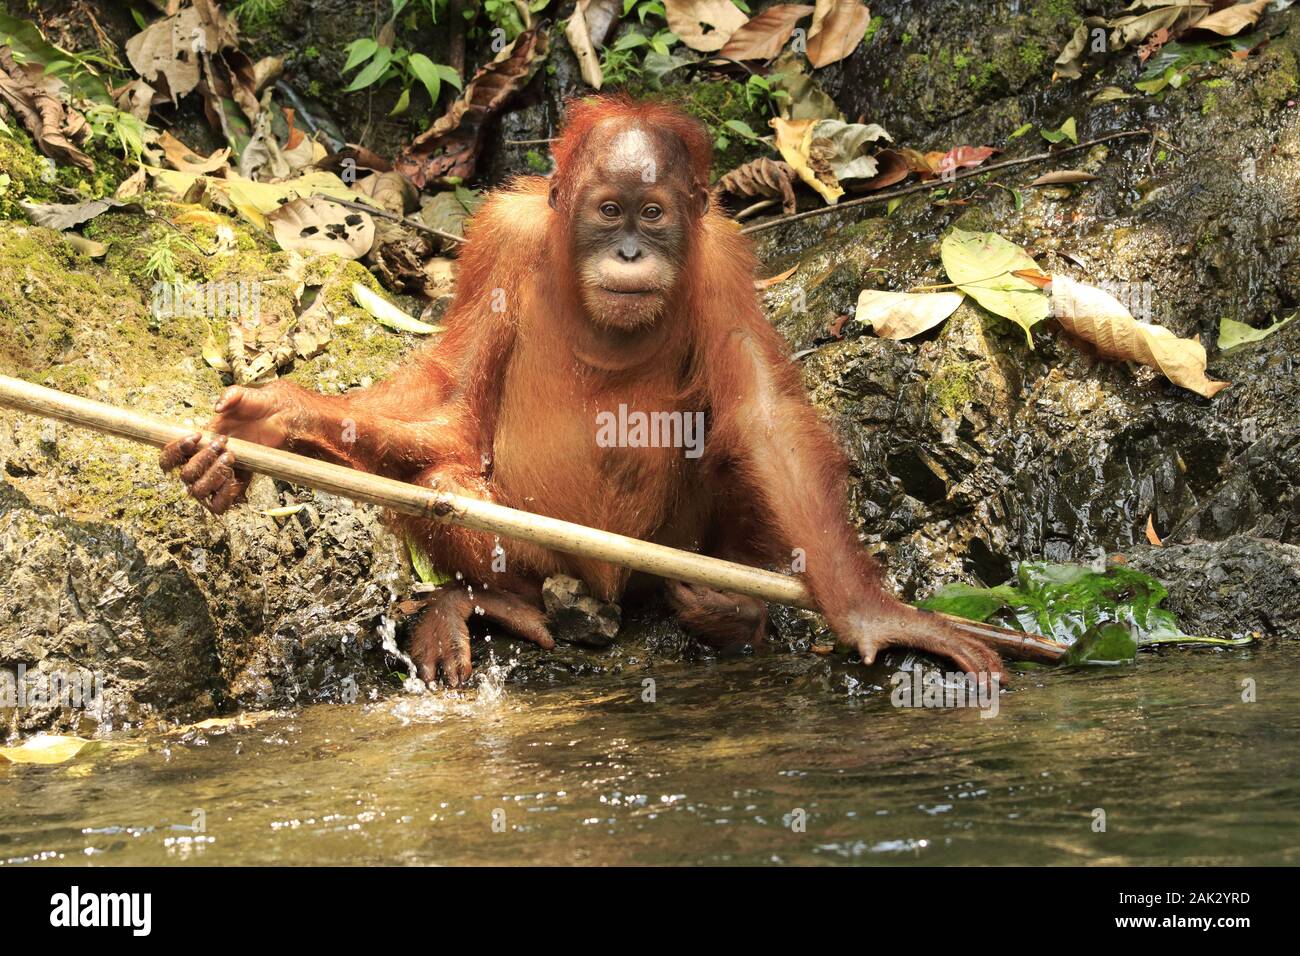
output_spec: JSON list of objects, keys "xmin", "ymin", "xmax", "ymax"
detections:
[
  {"xmin": 695, "ymin": 184, "xmax": 710, "ymax": 217},
  {"xmin": 549, "ymin": 183, "xmax": 560, "ymax": 210}
]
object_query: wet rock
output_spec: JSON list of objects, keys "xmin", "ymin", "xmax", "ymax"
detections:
[{"xmin": 542, "ymin": 574, "xmax": 621, "ymax": 648}]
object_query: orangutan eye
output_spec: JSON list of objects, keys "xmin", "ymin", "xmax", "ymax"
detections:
[
  {"xmin": 599, "ymin": 202, "xmax": 621, "ymax": 219},
  {"xmin": 641, "ymin": 204, "xmax": 663, "ymax": 221}
]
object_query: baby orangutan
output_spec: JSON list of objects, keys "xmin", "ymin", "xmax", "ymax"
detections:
[{"xmin": 161, "ymin": 96, "xmax": 1004, "ymax": 687}]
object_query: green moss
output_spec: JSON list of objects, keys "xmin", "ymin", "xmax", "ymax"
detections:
[
  {"xmin": 0, "ymin": 128, "xmax": 61, "ymax": 218},
  {"xmin": 927, "ymin": 361, "xmax": 980, "ymax": 417},
  {"xmin": 1018, "ymin": 42, "xmax": 1046, "ymax": 69}
]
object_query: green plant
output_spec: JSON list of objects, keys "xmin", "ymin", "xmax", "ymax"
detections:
[
  {"xmin": 84, "ymin": 104, "xmax": 150, "ymax": 164},
  {"xmin": 599, "ymin": 45, "xmax": 642, "ymax": 86},
  {"xmin": 622, "ymin": 0, "xmax": 666, "ymax": 22},
  {"xmin": 231, "ymin": 0, "xmax": 285, "ymax": 33},
  {"xmin": 342, "ymin": 2, "xmax": 463, "ymax": 114},
  {"xmin": 743, "ymin": 73, "xmax": 788, "ymax": 114}
]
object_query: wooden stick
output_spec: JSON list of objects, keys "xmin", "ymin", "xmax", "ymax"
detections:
[{"xmin": 0, "ymin": 375, "xmax": 1066, "ymax": 664}]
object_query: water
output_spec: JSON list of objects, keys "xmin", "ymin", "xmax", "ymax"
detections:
[{"xmin": 2, "ymin": 642, "xmax": 1298, "ymax": 866}]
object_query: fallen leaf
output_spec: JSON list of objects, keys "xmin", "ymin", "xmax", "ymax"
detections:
[
  {"xmin": 940, "ymin": 228, "xmax": 1050, "ymax": 345},
  {"xmin": 352, "ymin": 282, "xmax": 442, "ymax": 334},
  {"xmin": 856, "ymin": 288, "xmax": 963, "ymax": 339},
  {"xmin": 852, "ymin": 148, "xmax": 911, "ymax": 189},
  {"xmin": 755, "ymin": 264, "xmax": 799, "ymax": 289},
  {"xmin": 1053, "ymin": 16, "xmax": 1108, "ymax": 79},
  {"xmin": 0, "ymin": 734, "xmax": 104, "ymax": 765},
  {"xmin": 1051, "ymin": 273, "xmax": 1230, "ymax": 398},
  {"xmin": 1145, "ymin": 513, "xmax": 1164, "ymax": 546},
  {"xmin": 0, "ymin": 47, "xmax": 94, "ymax": 171},
  {"xmin": 1190, "ymin": 0, "xmax": 1267, "ymax": 36},
  {"xmin": 65, "ymin": 234, "xmax": 107, "ymax": 257},
  {"xmin": 159, "ymin": 130, "xmax": 230, "ymax": 174},
  {"xmin": 809, "ymin": 118, "xmax": 892, "ymax": 181},
  {"xmin": 771, "ymin": 50, "xmax": 843, "ymax": 120},
  {"xmin": 260, "ymin": 504, "xmax": 306, "ymax": 518},
  {"xmin": 268, "ymin": 196, "xmax": 375, "ymax": 259},
  {"xmin": 771, "ymin": 116, "xmax": 842, "ymax": 203},
  {"xmin": 356, "ymin": 170, "xmax": 419, "ymax": 215},
  {"xmin": 1109, "ymin": 4, "xmax": 1207, "ymax": 50},
  {"xmin": 719, "ymin": 157, "xmax": 799, "ymax": 214},
  {"xmin": 565, "ymin": 0, "xmax": 605, "ymax": 89},
  {"xmin": 115, "ymin": 165, "xmax": 148, "ymax": 198},
  {"xmin": 19, "ymin": 196, "xmax": 139, "ymax": 230},
  {"xmin": 1218, "ymin": 311, "xmax": 1295, "ymax": 350},
  {"xmin": 663, "ymin": 0, "xmax": 749, "ymax": 52},
  {"xmin": 806, "ymin": 0, "xmax": 872, "ymax": 68},
  {"xmin": 719, "ymin": 4, "xmax": 815, "ymax": 60},
  {"xmin": 1012, "ymin": 268, "xmax": 1054, "ymax": 289},
  {"xmin": 1041, "ymin": 116, "xmax": 1078, "ymax": 145},
  {"xmin": 1092, "ymin": 85, "xmax": 1137, "ymax": 102},
  {"xmin": 934, "ymin": 144, "xmax": 997, "ymax": 177},
  {"xmin": 1032, "ymin": 169, "xmax": 1098, "ymax": 185},
  {"xmin": 396, "ymin": 26, "xmax": 549, "ymax": 187},
  {"xmin": 419, "ymin": 188, "xmax": 483, "ymax": 248}
]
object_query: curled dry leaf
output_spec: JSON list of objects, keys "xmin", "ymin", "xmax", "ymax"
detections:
[
  {"xmin": 1031, "ymin": 169, "xmax": 1099, "ymax": 185},
  {"xmin": 853, "ymin": 148, "xmax": 911, "ymax": 190},
  {"xmin": 1189, "ymin": 0, "xmax": 1267, "ymax": 36},
  {"xmin": 810, "ymin": 118, "xmax": 892, "ymax": 181},
  {"xmin": 566, "ymin": 0, "xmax": 605, "ymax": 89},
  {"xmin": 396, "ymin": 26, "xmax": 549, "ymax": 187},
  {"xmin": 771, "ymin": 116, "xmax": 842, "ymax": 203},
  {"xmin": 856, "ymin": 289, "xmax": 964, "ymax": 340},
  {"xmin": 719, "ymin": 4, "xmax": 815, "ymax": 60},
  {"xmin": 1051, "ymin": 273, "xmax": 1230, "ymax": 398},
  {"xmin": 355, "ymin": 170, "xmax": 419, "ymax": 215},
  {"xmin": 1145, "ymin": 513, "xmax": 1164, "ymax": 547},
  {"xmin": 806, "ymin": 0, "xmax": 872, "ymax": 68},
  {"xmin": 771, "ymin": 51, "xmax": 843, "ymax": 120},
  {"xmin": 1053, "ymin": 16, "xmax": 1107, "ymax": 79},
  {"xmin": 664, "ymin": 0, "xmax": 749, "ymax": 52},
  {"xmin": 268, "ymin": 196, "xmax": 376, "ymax": 259},
  {"xmin": 719, "ymin": 157, "xmax": 799, "ymax": 213},
  {"xmin": 755, "ymin": 264, "xmax": 799, "ymax": 289},
  {"xmin": 0, "ymin": 47, "xmax": 94, "ymax": 171},
  {"xmin": 159, "ymin": 130, "xmax": 230, "ymax": 174}
]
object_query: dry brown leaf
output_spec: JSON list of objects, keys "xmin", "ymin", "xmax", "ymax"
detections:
[
  {"xmin": 1032, "ymin": 169, "xmax": 1098, "ymax": 186},
  {"xmin": 852, "ymin": 148, "xmax": 911, "ymax": 190},
  {"xmin": 268, "ymin": 196, "xmax": 376, "ymax": 259},
  {"xmin": 566, "ymin": 0, "xmax": 604, "ymax": 89},
  {"xmin": 1051, "ymin": 273, "xmax": 1229, "ymax": 398},
  {"xmin": 1190, "ymin": 0, "xmax": 1267, "ymax": 36},
  {"xmin": 396, "ymin": 26, "xmax": 549, "ymax": 187},
  {"xmin": 719, "ymin": 4, "xmax": 815, "ymax": 60},
  {"xmin": 856, "ymin": 288, "xmax": 963, "ymax": 340},
  {"xmin": 664, "ymin": 0, "xmax": 750, "ymax": 53},
  {"xmin": 806, "ymin": 0, "xmax": 871, "ymax": 69},
  {"xmin": 355, "ymin": 170, "xmax": 419, "ymax": 215},
  {"xmin": 755, "ymin": 264, "xmax": 799, "ymax": 289},
  {"xmin": 159, "ymin": 130, "xmax": 230, "ymax": 174},
  {"xmin": 771, "ymin": 116, "xmax": 842, "ymax": 203},
  {"xmin": 0, "ymin": 48, "xmax": 94, "ymax": 171},
  {"xmin": 1145, "ymin": 513, "xmax": 1164, "ymax": 547},
  {"xmin": 718, "ymin": 157, "xmax": 799, "ymax": 214}
]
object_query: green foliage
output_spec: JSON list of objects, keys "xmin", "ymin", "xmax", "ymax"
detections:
[
  {"xmin": 919, "ymin": 562, "xmax": 1248, "ymax": 663},
  {"xmin": 342, "ymin": 2, "xmax": 463, "ymax": 114},
  {"xmin": 84, "ymin": 104, "xmax": 149, "ymax": 164},
  {"xmin": 743, "ymin": 73, "xmax": 788, "ymax": 114},
  {"xmin": 231, "ymin": 0, "xmax": 286, "ymax": 33}
]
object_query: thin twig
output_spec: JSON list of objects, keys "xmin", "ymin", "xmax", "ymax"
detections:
[
  {"xmin": 308, "ymin": 193, "xmax": 465, "ymax": 245},
  {"xmin": 739, "ymin": 130, "xmax": 1155, "ymax": 236},
  {"xmin": 734, "ymin": 198, "xmax": 778, "ymax": 221},
  {"xmin": 504, "ymin": 137, "xmax": 555, "ymax": 145}
]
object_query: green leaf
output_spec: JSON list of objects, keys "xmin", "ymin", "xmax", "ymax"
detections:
[
  {"xmin": 343, "ymin": 37, "xmax": 379, "ymax": 73},
  {"xmin": 724, "ymin": 119, "xmax": 757, "ymax": 139},
  {"xmin": 1041, "ymin": 116, "xmax": 1077, "ymax": 144},
  {"xmin": 1009, "ymin": 122, "xmax": 1034, "ymax": 139},
  {"xmin": 130, "ymin": 7, "xmax": 148, "ymax": 30},
  {"xmin": 435, "ymin": 63, "xmax": 464, "ymax": 91},
  {"xmin": 940, "ymin": 228, "xmax": 1049, "ymax": 346},
  {"xmin": 408, "ymin": 52, "xmax": 443, "ymax": 104},
  {"xmin": 344, "ymin": 46, "xmax": 393, "ymax": 91},
  {"xmin": 1067, "ymin": 623, "xmax": 1139, "ymax": 665},
  {"xmin": 918, "ymin": 583, "xmax": 1024, "ymax": 622},
  {"xmin": 407, "ymin": 535, "xmax": 451, "ymax": 585},
  {"xmin": 389, "ymin": 86, "xmax": 411, "ymax": 116},
  {"xmin": 1219, "ymin": 312, "xmax": 1296, "ymax": 351}
]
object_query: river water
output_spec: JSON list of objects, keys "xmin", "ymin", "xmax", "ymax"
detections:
[{"xmin": 2, "ymin": 641, "xmax": 1298, "ymax": 865}]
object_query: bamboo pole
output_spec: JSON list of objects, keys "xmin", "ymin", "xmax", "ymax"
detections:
[{"xmin": 0, "ymin": 374, "xmax": 1066, "ymax": 664}]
